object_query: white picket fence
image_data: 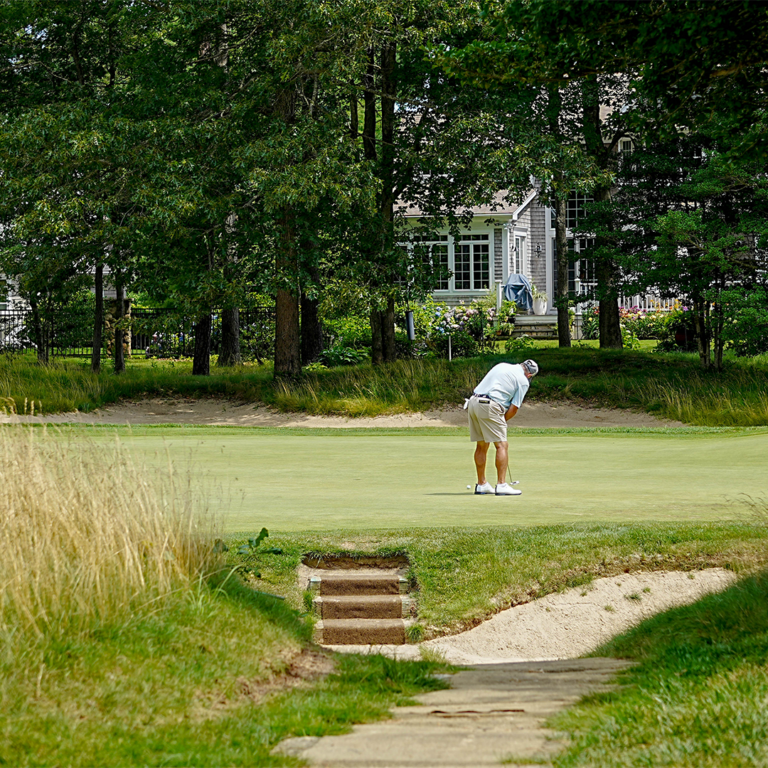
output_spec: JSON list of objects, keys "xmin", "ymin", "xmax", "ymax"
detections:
[
  {"xmin": 618, "ymin": 294, "xmax": 677, "ymax": 313},
  {"xmin": 574, "ymin": 293, "xmax": 677, "ymax": 314}
]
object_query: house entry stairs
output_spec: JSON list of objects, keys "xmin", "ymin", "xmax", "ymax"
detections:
[{"xmin": 510, "ymin": 315, "xmax": 558, "ymax": 341}]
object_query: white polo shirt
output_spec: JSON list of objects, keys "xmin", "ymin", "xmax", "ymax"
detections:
[{"xmin": 473, "ymin": 363, "xmax": 529, "ymax": 410}]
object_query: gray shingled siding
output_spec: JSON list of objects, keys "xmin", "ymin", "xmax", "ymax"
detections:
[
  {"xmin": 514, "ymin": 208, "xmax": 531, "ymax": 275},
  {"xmin": 494, "ymin": 228, "xmax": 503, "ymax": 282},
  {"xmin": 529, "ymin": 203, "xmax": 547, "ymax": 294}
]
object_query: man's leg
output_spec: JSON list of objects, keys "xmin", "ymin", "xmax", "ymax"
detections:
[
  {"xmin": 494, "ymin": 441, "xmax": 509, "ymax": 485},
  {"xmin": 474, "ymin": 441, "xmax": 490, "ymax": 484}
]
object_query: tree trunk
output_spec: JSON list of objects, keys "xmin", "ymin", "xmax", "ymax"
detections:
[
  {"xmin": 300, "ymin": 266, "xmax": 324, "ymax": 365},
  {"xmin": 380, "ymin": 43, "xmax": 397, "ymax": 363},
  {"xmin": 114, "ymin": 282, "xmax": 125, "ymax": 374},
  {"xmin": 192, "ymin": 313, "xmax": 212, "ymax": 375},
  {"xmin": 712, "ymin": 276, "xmax": 725, "ymax": 371},
  {"xmin": 363, "ymin": 49, "xmax": 377, "ymax": 163},
  {"xmin": 29, "ymin": 297, "xmax": 49, "ymax": 365},
  {"xmin": 383, "ymin": 296, "xmax": 396, "ymax": 361},
  {"xmin": 274, "ymin": 210, "xmax": 301, "ymax": 378},
  {"xmin": 217, "ymin": 307, "xmax": 241, "ymax": 366},
  {"xmin": 91, "ymin": 260, "xmax": 103, "ymax": 373},
  {"xmin": 594, "ymin": 188, "xmax": 622, "ymax": 349},
  {"xmin": 370, "ymin": 308, "xmax": 384, "ymax": 365},
  {"xmin": 581, "ymin": 78, "xmax": 622, "ymax": 349},
  {"xmin": 692, "ymin": 294, "xmax": 711, "ymax": 369},
  {"xmin": 554, "ymin": 195, "xmax": 571, "ymax": 347},
  {"xmin": 713, "ymin": 299, "xmax": 724, "ymax": 371}
]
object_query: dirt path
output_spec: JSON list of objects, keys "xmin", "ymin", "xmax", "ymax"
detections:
[{"xmin": 1, "ymin": 397, "xmax": 685, "ymax": 428}]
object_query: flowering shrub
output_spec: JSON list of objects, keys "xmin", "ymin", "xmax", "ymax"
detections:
[
  {"xmin": 580, "ymin": 306, "xmax": 600, "ymax": 340},
  {"xmin": 656, "ymin": 307, "xmax": 697, "ymax": 352},
  {"xmin": 392, "ymin": 295, "xmax": 516, "ymax": 359},
  {"xmin": 619, "ymin": 307, "xmax": 670, "ymax": 339},
  {"xmin": 431, "ymin": 298, "xmax": 516, "ymax": 357},
  {"xmin": 579, "ymin": 305, "xmax": 672, "ymax": 344}
]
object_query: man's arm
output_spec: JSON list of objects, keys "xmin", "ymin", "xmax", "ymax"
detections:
[{"xmin": 504, "ymin": 404, "xmax": 519, "ymax": 421}]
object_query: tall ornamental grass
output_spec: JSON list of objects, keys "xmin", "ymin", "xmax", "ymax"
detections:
[{"xmin": 0, "ymin": 427, "xmax": 216, "ymax": 652}]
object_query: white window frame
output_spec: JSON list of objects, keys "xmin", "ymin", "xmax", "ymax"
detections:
[
  {"xmin": 424, "ymin": 230, "xmax": 492, "ymax": 295},
  {"xmin": 569, "ymin": 237, "xmax": 597, "ymax": 298},
  {"xmin": 512, "ymin": 232, "xmax": 527, "ymax": 275}
]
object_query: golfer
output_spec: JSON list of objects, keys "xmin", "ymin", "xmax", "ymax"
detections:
[{"xmin": 466, "ymin": 359, "xmax": 538, "ymax": 495}]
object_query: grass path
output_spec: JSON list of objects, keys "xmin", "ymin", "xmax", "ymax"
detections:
[{"xmin": 98, "ymin": 426, "xmax": 768, "ymax": 532}]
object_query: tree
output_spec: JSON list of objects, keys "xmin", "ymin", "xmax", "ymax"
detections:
[
  {"xmin": 0, "ymin": 0, "xmax": 146, "ymax": 369},
  {"xmin": 442, "ymin": 6, "xmax": 631, "ymax": 348},
  {"xmin": 585, "ymin": 128, "xmax": 768, "ymax": 369}
]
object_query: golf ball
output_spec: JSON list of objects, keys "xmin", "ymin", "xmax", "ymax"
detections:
[{"xmin": 467, "ymin": 485, "xmax": 472, "ymax": 489}]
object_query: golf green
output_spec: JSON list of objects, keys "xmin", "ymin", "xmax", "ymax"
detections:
[{"xmin": 105, "ymin": 426, "xmax": 768, "ymax": 532}]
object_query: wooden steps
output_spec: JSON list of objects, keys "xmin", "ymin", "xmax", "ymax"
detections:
[
  {"xmin": 309, "ymin": 569, "xmax": 413, "ymax": 645},
  {"xmin": 510, "ymin": 315, "xmax": 558, "ymax": 340}
]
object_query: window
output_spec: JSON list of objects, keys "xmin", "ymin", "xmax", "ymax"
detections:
[
  {"xmin": 409, "ymin": 236, "xmax": 450, "ymax": 290},
  {"xmin": 568, "ymin": 238, "xmax": 597, "ymax": 296},
  {"xmin": 456, "ymin": 234, "xmax": 489, "ymax": 290},
  {"xmin": 566, "ymin": 192, "xmax": 593, "ymax": 230},
  {"xmin": 432, "ymin": 243, "xmax": 449, "ymax": 290},
  {"xmin": 406, "ymin": 232, "xmax": 490, "ymax": 293},
  {"xmin": 513, "ymin": 235, "xmax": 526, "ymax": 274}
]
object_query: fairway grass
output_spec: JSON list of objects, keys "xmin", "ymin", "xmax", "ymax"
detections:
[{"xmin": 84, "ymin": 425, "xmax": 768, "ymax": 532}]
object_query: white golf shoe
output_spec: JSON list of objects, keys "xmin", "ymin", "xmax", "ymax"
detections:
[
  {"xmin": 495, "ymin": 483, "xmax": 522, "ymax": 496},
  {"xmin": 474, "ymin": 482, "xmax": 495, "ymax": 495}
]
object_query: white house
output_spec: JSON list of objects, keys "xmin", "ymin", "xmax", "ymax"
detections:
[
  {"xmin": 401, "ymin": 189, "xmax": 557, "ymax": 318},
  {"xmin": 402, "ymin": 181, "xmax": 672, "ymax": 322}
]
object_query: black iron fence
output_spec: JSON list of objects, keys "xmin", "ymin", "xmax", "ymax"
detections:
[{"xmin": 0, "ymin": 306, "xmax": 275, "ymax": 361}]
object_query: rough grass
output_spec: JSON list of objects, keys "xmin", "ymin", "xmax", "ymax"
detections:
[
  {"xmin": 0, "ymin": 427, "xmax": 216, "ymax": 654},
  {"xmin": 553, "ymin": 570, "xmax": 768, "ymax": 767},
  {"xmin": 3, "ymin": 346, "xmax": 768, "ymax": 425},
  {"xmin": 229, "ymin": 522, "xmax": 768, "ymax": 640},
  {"xmin": 0, "ymin": 429, "xmax": 450, "ymax": 767}
]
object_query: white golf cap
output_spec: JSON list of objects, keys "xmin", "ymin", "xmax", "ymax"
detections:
[{"xmin": 522, "ymin": 359, "xmax": 539, "ymax": 376}]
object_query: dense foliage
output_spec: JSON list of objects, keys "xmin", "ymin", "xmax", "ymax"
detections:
[{"xmin": 0, "ymin": 0, "xmax": 766, "ymax": 372}]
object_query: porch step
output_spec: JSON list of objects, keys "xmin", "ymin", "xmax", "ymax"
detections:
[
  {"xmin": 316, "ymin": 619, "xmax": 407, "ymax": 645},
  {"xmin": 510, "ymin": 314, "xmax": 558, "ymax": 340},
  {"xmin": 511, "ymin": 325, "xmax": 558, "ymax": 340}
]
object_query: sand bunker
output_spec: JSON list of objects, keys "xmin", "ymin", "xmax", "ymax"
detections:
[
  {"xmin": 328, "ymin": 569, "xmax": 737, "ymax": 662},
  {"xmin": 423, "ymin": 569, "xmax": 737, "ymax": 663},
  {"xmin": 3, "ymin": 397, "xmax": 685, "ymax": 428}
]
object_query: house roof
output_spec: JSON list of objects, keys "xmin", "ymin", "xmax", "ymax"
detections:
[{"xmin": 399, "ymin": 189, "xmax": 537, "ymax": 220}]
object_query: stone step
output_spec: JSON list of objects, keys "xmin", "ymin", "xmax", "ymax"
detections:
[
  {"xmin": 311, "ymin": 573, "xmax": 407, "ymax": 597},
  {"xmin": 511, "ymin": 327, "xmax": 558, "ymax": 339},
  {"xmin": 316, "ymin": 619, "xmax": 407, "ymax": 645},
  {"xmin": 316, "ymin": 595, "xmax": 407, "ymax": 620}
]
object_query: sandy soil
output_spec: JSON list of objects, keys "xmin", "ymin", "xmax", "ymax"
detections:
[
  {"xmin": 1, "ymin": 397, "xmax": 685, "ymax": 428},
  {"xmin": 330, "ymin": 569, "xmax": 737, "ymax": 662}
]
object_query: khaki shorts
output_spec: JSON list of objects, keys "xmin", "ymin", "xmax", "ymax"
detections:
[{"xmin": 467, "ymin": 396, "xmax": 507, "ymax": 443}]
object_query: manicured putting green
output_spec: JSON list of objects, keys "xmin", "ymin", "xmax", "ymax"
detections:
[{"xmin": 111, "ymin": 427, "xmax": 768, "ymax": 532}]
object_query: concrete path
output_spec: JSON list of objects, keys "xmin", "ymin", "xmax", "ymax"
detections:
[{"xmin": 274, "ymin": 657, "xmax": 633, "ymax": 767}]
